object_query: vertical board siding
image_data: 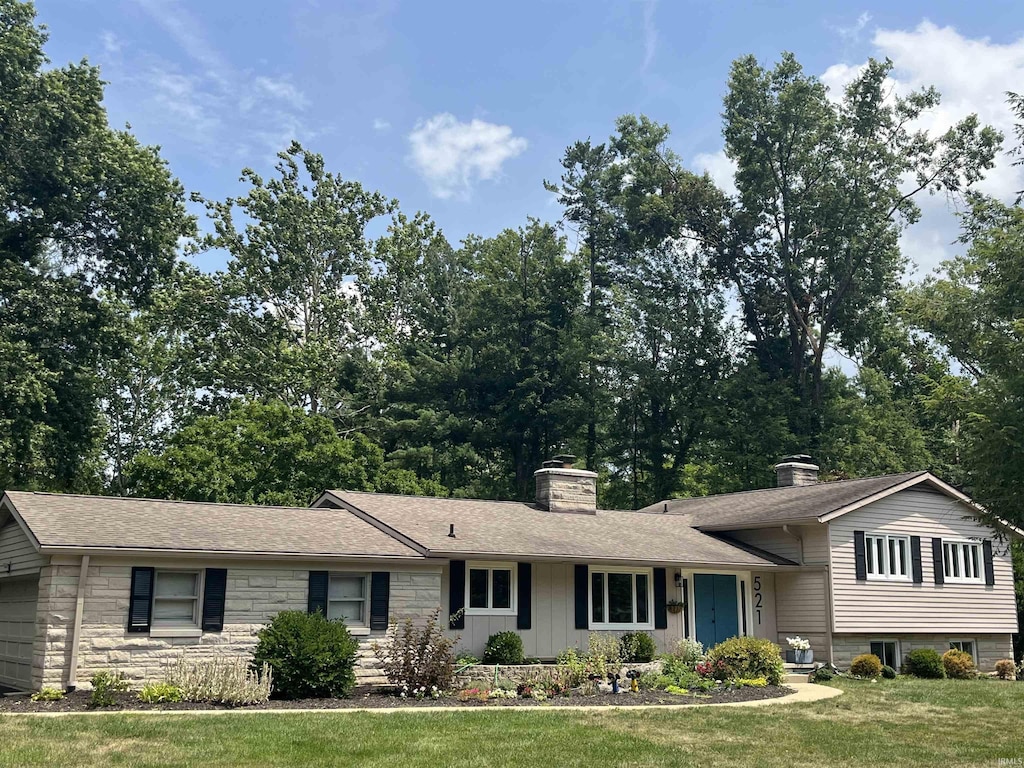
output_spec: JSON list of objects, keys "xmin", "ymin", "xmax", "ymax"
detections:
[
  {"xmin": 829, "ymin": 489, "xmax": 1018, "ymax": 633},
  {"xmin": 0, "ymin": 521, "xmax": 44, "ymax": 579}
]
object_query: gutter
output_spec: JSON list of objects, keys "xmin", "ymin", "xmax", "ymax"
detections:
[
  {"xmin": 781, "ymin": 525, "xmax": 805, "ymax": 566},
  {"xmin": 65, "ymin": 554, "xmax": 89, "ymax": 691}
]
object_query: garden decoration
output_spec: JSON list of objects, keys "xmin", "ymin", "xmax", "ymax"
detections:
[
  {"xmin": 786, "ymin": 636, "xmax": 813, "ymax": 664},
  {"xmin": 608, "ymin": 672, "xmax": 620, "ymax": 694},
  {"xmin": 626, "ymin": 669, "xmax": 641, "ymax": 692},
  {"xmin": 587, "ymin": 672, "xmax": 603, "ymax": 694}
]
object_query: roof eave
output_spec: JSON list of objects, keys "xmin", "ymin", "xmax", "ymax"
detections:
[
  {"xmin": 424, "ymin": 549, "xmax": 777, "ymax": 568},
  {"xmin": 694, "ymin": 516, "xmax": 821, "ymax": 532},
  {"xmin": 314, "ymin": 490, "xmax": 432, "ymax": 555},
  {"xmin": 36, "ymin": 545, "xmax": 428, "ymax": 561}
]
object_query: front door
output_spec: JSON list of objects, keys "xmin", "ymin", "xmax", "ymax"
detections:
[{"xmin": 693, "ymin": 574, "xmax": 739, "ymax": 648}]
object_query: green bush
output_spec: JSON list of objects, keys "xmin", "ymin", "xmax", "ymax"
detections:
[
  {"xmin": 903, "ymin": 648, "xmax": 945, "ymax": 679},
  {"xmin": 374, "ymin": 607, "xmax": 459, "ymax": 691},
  {"xmin": 89, "ymin": 670, "xmax": 130, "ymax": 708},
  {"xmin": 168, "ymin": 656, "xmax": 272, "ymax": 705},
  {"xmin": 254, "ymin": 610, "xmax": 358, "ymax": 699},
  {"xmin": 811, "ymin": 666, "xmax": 835, "ymax": 683},
  {"xmin": 705, "ymin": 637, "xmax": 785, "ymax": 686},
  {"xmin": 942, "ymin": 649, "xmax": 976, "ymax": 679},
  {"xmin": 483, "ymin": 631, "xmax": 525, "ymax": 665},
  {"xmin": 850, "ymin": 653, "xmax": 882, "ymax": 678},
  {"xmin": 455, "ymin": 650, "xmax": 480, "ymax": 666},
  {"xmin": 665, "ymin": 638, "xmax": 705, "ymax": 667},
  {"xmin": 30, "ymin": 687, "xmax": 65, "ymax": 702},
  {"xmin": 139, "ymin": 682, "xmax": 183, "ymax": 704},
  {"xmin": 620, "ymin": 632, "xmax": 657, "ymax": 663},
  {"xmin": 881, "ymin": 664, "xmax": 897, "ymax": 679}
]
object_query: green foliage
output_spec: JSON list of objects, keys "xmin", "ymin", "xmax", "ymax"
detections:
[
  {"xmin": 30, "ymin": 687, "xmax": 65, "ymax": 701},
  {"xmin": 665, "ymin": 638, "xmax": 705, "ymax": 667},
  {"xmin": 903, "ymin": 649, "xmax": 945, "ymax": 679},
  {"xmin": 881, "ymin": 665, "xmax": 897, "ymax": 680},
  {"xmin": 88, "ymin": 670, "xmax": 130, "ymax": 708},
  {"xmin": 253, "ymin": 610, "xmax": 357, "ymax": 699},
  {"xmin": 942, "ymin": 649, "xmax": 977, "ymax": 680},
  {"xmin": 455, "ymin": 651, "xmax": 480, "ymax": 666},
  {"xmin": 139, "ymin": 682, "xmax": 184, "ymax": 704},
  {"xmin": 705, "ymin": 637, "xmax": 785, "ymax": 686},
  {"xmin": 374, "ymin": 607, "xmax": 458, "ymax": 691},
  {"xmin": 850, "ymin": 654, "xmax": 883, "ymax": 678},
  {"xmin": 732, "ymin": 676, "xmax": 768, "ymax": 688},
  {"xmin": 483, "ymin": 632, "xmax": 525, "ymax": 665},
  {"xmin": 620, "ymin": 632, "xmax": 657, "ymax": 663},
  {"xmin": 167, "ymin": 656, "xmax": 272, "ymax": 705},
  {"xmin": 811, "ymin": 667, "xmax": 835, "ymax": 683}
]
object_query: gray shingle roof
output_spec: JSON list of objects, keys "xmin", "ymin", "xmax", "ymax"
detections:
[
  {"xmin": 327, "ymin": 491, "xmax": 778, "ymax": 566},
  {"xmin": 636, "ymin": 472, "xmax": 930, "ymax": 529},
  {"xmin": 3, "ymin": 491, "xmax": 422, "ymax": 558}
]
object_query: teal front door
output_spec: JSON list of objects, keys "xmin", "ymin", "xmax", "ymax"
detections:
[{"xmin": 693, "ymin": 574, "xmax": 739, "ymax": 648}]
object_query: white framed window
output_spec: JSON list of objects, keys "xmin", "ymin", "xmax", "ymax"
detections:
[
  {"xmin": 869, "ymin": 639, "xmax": 900, "ymax": 668},
  {"xmin": 589, "ymin": 567, "xmax": 653, "ymax": 630},
  {"xmin": 152, "ymin": 570, "xmax": 201, "ymax": 629},
  {"xmin": 943, "ymin": 541, "xmax": 984, "ymax": 583},
  {"xmin": 465, "ymin": 562, "xmax": 516, "ymax": 616},
  {"xmin": 865, "ymin": 534, "xmax": 911, "ymax": 581},
  {"xmin": 949, "ymin": 639, "xmax": 976, "ymax": 659},
  {"xmin": 327, "ymin": 573, "xmax": 368, "ymax": 626}
]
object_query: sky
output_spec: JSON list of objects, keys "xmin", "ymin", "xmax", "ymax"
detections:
[{"xmin": 38, "ymin": 0, "xmax": 1024, "ymax": 275}]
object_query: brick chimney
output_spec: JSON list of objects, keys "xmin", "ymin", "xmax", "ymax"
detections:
[
  {"xmin": 534, "ymin": 454, "xmax": 598, "ymax": 514},
  {"xmin": 774, "ymin": 454, "xmax": 819, "ymax": 487}
]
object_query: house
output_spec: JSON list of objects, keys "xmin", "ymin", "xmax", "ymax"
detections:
[{"xmin": 0, "ymin": 455, "xmax": 1018, "ymax": 692}]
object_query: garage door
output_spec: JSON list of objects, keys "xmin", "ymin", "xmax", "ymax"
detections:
[{"xmin": 0, "ymin": 576, "xmax": 39, "ymax": 691}]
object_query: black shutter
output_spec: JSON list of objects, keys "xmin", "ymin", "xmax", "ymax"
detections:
[
  {"xmin": 370, "ymin": 572, "xmax": 390, "ymax": 630},
  {"xmin": 574, "ymin": 564, "xmax": 588, "ymax": 630},
  {"xmin": 201, "ymin": 568, "xmax": 227, "ymax": 632},
  {"xmin": 931, "ymin": 538, "xmax": 944, "ymax": 585},
  {"xmin": 308, "ymin": 571, "xmax": 328, "ymax": 615},
  {"xmin": 127, "ymin": 567, "xmax": 154, "ymax": 633},
  {"xmin": 653, "ymin": 567, "xmax": 668, "ymax": 630},
  {"xmin": 910, "ymin": 536, "xmax": 923, "ymax": 584},
  {"xmin": 449, "ymin": 560, "xmax": 465, "ymax": 629},
  {"xmin": 983, "ymin": 540, "xmax": 996, "ymax": 586},
  {"xmin": 854, "ymin": 531, "xmax": 867, "ymax": 581},
  {"xmin": 516, "ymin": 563, "xmax": 532, "ymax": 630}
]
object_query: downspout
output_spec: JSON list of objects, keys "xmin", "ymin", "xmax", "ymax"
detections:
[
  {"xmin": 65, "ymin": 554, "xmax": 89, "ymax": 691},
  {"xmin": 781, "ymin": 525, "xmax": 804, "ymax": 565}
]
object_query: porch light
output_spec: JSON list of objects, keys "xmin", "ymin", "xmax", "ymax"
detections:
[{"xmin": 674, "ymin": 571, "xmax": 682, "ymax": 587}]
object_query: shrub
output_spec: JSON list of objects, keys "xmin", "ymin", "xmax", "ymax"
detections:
[
  {"xmin": 455, "ymin": 650, "xmax": 480, "ymax": 666},
  {"xmin": 811, "ymin": 666, "xmax": 835, "ymax": 683},
  {"xmin": 704, "ymin": 637, "xmax": 785, "ymax": 686},
  {"xmin": 483, "ymin": 631, "xmax": 525, "ymax": 665},
  {"xmin": 881, "ymin": 664, "xmax": 897, "ymax": 679},
  {"xmin": 994, "ymin": 659, "xmax": 1016, "ymax": 680},
  {"xmin": 665, "ymin": 638, "xmax": 704, "ymax": 667},
  {"xmin": 942, "ymin": 649, "xmax": 977, "ymax": 680},
  {"xmin": 903, "ymin": 648, "xmax": 945, "ymax": 679},
  {"xmin": 254, "ymin": 610, "xmax": 357, "ymax": 699},
  {"xmin": 850, "ymin": 653, "xmax": 883, "ymax": 678},
  {"xmin": 168, "ymin": 656, "xmax": 272, "ymax": 705},
  {"xmin": 555, "ymin": 648, "xmax": 589, "ymax": 687},
  {"xmin": 732, "ymin": 676, "xmax": 768, "ymax": 688},
  {"xmin": 89, "ymin": 670, "xmax": 130, "ymax": 708},
  {"xmin": 139, "ymin": 682, "xmax": 184, "ymax": 704},
  {"xmin": 587, "ymin": 633, "xmax": 624, "ymax": 677},
  {"xmin": 31, "ymin": 687, "xmax": 65, "ymax": 702},
  {"xmin": 620, "ymin": 632, "xmax": 657, "ymax": 663},
  {"xmin": 375, "ymin": 606, "xmax": 458, "ymax": 692}
]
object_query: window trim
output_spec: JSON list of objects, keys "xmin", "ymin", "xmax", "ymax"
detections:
[
  {"xmin": 942, "ymin": 540, "xmax": 984, "ymax": 584},
  {"xmin": 949, "ymin": 638, "xmax": 977, "ymax": 659},
  {"xmin": 464, "ymin": 561, "xmax": 517, "ymax": 617},
  {"xmin": 151, "ymin": 568, "xmax": 203, "ymax": 635},
  {"xmin": 864, "ymin": 533, "xmax": 912, "ymax": 582},
  {"xmin": 588, "ymin": 565, "xmax": 655, "ymax": 631},
  {"xmin": 868, "ymin": 639, "xmax": 900, "ymax": 669},
  {"xmin": 327, "ymin": 571, "xmax": 371, "ymax": 629}
]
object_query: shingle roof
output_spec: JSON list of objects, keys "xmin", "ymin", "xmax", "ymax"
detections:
[
  {"xmin": 636, "ymin": 472, "xmax": 930, "ymax": 529},
  {"xmin": 326, "ymin": 491, "xmax": 777, "ymax": 566},
  {"xmin": 3, "ymin": 491, "xmax": 423, "ymax": 558}
]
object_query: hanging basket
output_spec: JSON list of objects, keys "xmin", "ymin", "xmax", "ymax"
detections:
[{"xmin": 666, "ymin": 601, "xmax": 684, "ymax": 614}]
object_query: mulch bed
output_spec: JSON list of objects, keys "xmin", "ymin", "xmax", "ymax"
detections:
[{"xmin": 0, "ymin": 685, "xmax": 791, "ymax": 713}]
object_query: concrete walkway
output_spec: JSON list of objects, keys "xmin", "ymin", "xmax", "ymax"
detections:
[{"xmin": 1, "ymin": 683, "xmax": 842, "ymax": 717}]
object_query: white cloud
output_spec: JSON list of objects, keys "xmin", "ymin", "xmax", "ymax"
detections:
[
  {"xmin": 408, "ymin": 113, "xmax": 527, "ymax": 199},
  {"xmin": 641, "ymin": 0, "xmax": 658, "ymax": 72},
  {"xmin": 692, "ymin": 150, "xmax": 737, "ymax": 197},
  {"xmin": 835, "ymin": 11, "xmax": 872, "ymax": 42},
  {"xmin": 373, "ymin": 118, "xmax": 391, "ymax": 132}
]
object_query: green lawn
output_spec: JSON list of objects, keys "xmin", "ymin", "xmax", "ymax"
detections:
[{"xmin": 1, "ymin": 678, "xmax": 1023, "ymax": 767}]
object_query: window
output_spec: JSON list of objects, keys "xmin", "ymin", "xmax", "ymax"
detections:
[
  {"xmin": 869, "ymin": 640, "xmax": 900, "ymax": 668},
  {"xmin": 949, "ymin": 639, "xmax": 976, "ymax": 659},
  {"xmin": 943, "ymin": 541, "xmax": 983, "ymax": 583},
  {"xmin": 328, "ymin": 574, "xmax": 367, "ymax": 625},
  {"xmin": 865, "ymin": 534, "xmax": 911, "ymax": 580},
  {"xmin": 152, "ymin": 570, "xmax": 201, "ymax": 628},
  {"xmin": 589, "ymin": 568, "xmax": 653, "ymax": 629},
  {"xmin": 465, "ymin": 563, "xmax": 516, "ymax": 615}
]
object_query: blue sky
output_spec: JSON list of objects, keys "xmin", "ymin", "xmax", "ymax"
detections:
[{"xmin": 39, "ymin": 1, "xmax": 1024, "ymax": 274}]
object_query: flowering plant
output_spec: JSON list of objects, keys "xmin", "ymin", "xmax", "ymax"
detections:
[
  {"xmin": 695, "ymin": 659, "xmax": 728, "ymax": 680},
  {"xmin": 786, "ymin": 636, "xmax": 811, "ymax": 651}
]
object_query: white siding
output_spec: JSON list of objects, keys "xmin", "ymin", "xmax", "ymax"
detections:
[
  {"xmin": 0, "ymin": 520, "xmax": 44, "ymax": 579},
  {"xmin": 829, "ymin": 489, "xmax": 1018, "ymax": 633}
]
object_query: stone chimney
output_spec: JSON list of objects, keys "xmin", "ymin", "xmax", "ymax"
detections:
[
  {"xmin": 534, "ymin": 454, "xmax": 598, "ymax": 514},
  {"xmin": 774, "ymin": 454, "xmax": 820, "ymax": 487}
]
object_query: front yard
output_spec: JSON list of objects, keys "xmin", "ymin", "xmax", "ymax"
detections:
[{"xmin": 1, "ymin": 677, "xmax": 1022, "ymax": 767}]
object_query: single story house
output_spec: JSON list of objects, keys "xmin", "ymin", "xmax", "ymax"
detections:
[{"xmin": 0, "ymin": 455, "xmax": 1018, "ymax": 691}]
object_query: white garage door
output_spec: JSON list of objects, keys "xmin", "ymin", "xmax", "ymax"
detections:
[{"xmin": 0, "ymin": 576, "xmax": 39, "ymax": 691}]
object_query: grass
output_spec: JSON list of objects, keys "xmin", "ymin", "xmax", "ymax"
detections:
[{"xmin": 1, "ymin": 678, "xmax": 1023, "ymax": 767}]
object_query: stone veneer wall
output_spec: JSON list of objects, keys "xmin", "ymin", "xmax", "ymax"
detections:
[
  {"xmin": 831, "ymin": 633, "xmax": 1014, "ymax": 672},
  {"xmin": 32, "ymin": 561, "xmax": 442, "ymax": 689}
]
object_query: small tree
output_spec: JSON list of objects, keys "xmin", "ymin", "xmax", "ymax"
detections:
[{"xmin": 374, "ymin": 607, "xmax": 459, "ymax": 691}]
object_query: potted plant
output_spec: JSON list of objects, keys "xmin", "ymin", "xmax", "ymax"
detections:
[
  {"xmin": 786, "ymin": 636, "xmax": 813, "ymax": 664},
  {"xmin": 666, "ymin": 599, "xmax": 684, "ymax": 614}
]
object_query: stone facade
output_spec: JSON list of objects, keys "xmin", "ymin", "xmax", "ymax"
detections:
[
  {"xmin": 32, "ymin": 559, "xmax": 442, "ymax": 689},
  {"xmin": 831, "ymin": 632, "xmax": 1014, "ymax": 672},
  {"xmin": 534, "ymin": 468, "xmax": 598, "ymax": 513}
]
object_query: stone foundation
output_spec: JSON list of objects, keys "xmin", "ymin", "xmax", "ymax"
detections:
[{"xmin": 831, "ymin": 633, "xmax": 1014, "ymax": 672}]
